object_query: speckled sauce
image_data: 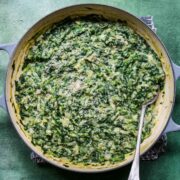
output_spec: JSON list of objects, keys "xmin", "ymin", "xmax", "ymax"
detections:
[{"xmin": 15, "ymin": 16, "xmax": 165, "ymax": 166}]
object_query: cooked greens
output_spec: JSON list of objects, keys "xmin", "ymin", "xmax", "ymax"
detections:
[{"xmin": 15, "ymin": 17, "xmax": 165, "ymax": 165}]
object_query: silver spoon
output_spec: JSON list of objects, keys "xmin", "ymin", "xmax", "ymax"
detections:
[{"xmin": 128, "ymin": 91, "xmax": 159, "ymax": 180}]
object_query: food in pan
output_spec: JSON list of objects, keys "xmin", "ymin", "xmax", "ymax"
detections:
[{"xmin": 15, "ymin": 16, "xmax": 165, "ymax": 166}]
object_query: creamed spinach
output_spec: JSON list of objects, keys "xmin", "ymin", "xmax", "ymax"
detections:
[{"xmin": 15, "ymin": 16, "xmax": 165, "ymax": 165}]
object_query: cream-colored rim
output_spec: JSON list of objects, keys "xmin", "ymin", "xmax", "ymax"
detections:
[{"xmin": 5, "ymin": 4, "xmax": 175, "ymax": 172}]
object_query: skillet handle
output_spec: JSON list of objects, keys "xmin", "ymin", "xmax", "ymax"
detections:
[
  {"xmin": 164, "ymin": 62, "xmax": 180, "ymax": 133},
  {"xmin": 164, "ymin": 118, "xmax": 180, "ymax": 134},
  {"xmin": 0, "ymin": 43, "xmax": 16, "ymax": 110},
  {"xmin": 173, "ymin": 62, "xmax": 180, "ymax": 79}
]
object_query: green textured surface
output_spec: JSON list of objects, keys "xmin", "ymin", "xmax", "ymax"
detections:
[{"xmin": 0, "ymin": 0, "xmax": 180, "ymax": 180}]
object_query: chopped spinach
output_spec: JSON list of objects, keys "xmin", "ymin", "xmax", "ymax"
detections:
[{"xmin": 15, "ymin": 17, "xmax": 165, "ymax": 165}]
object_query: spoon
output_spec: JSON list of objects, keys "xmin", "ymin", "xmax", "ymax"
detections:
[{"xmin": 128, "ymin": 91, "xmax": 159, "ymax": 180}]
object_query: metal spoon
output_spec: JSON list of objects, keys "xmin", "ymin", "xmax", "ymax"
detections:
[{"xmin": 128, "ymin": 91, "xmax": 159, "ymax": 180}]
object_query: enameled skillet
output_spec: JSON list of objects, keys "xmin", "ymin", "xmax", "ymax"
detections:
[{"xmin": 0, "ymin": 4, "xmax": 180, "ymax": 173}]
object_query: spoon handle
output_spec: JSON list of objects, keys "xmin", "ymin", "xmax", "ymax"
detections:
[{"xmin": 128, "ymin": 105, "xmax": 147, "ymax": 180}]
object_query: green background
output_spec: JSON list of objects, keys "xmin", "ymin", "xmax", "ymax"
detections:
[{"xmin": 0, "ymin": 0, "xmax": 180, "ymax": 180}]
